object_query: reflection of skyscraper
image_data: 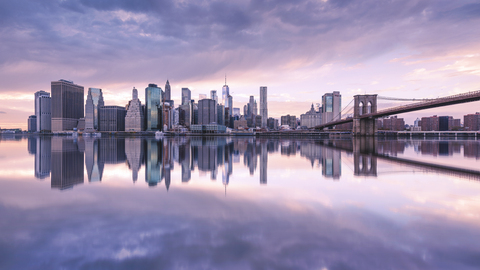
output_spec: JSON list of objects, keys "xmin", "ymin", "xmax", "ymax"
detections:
[
  {"xmin": 145, "ymin": 140, "xmax": 163, "ymax": 186},
  {"xmin": 28, "ymin": 137, "xmax": 36, "ymax": 155},
  {"xmin": 260, "ymin": 142, "xmax": 267, "ymax": 184},
  {"xmin": 84, "ymin": 138, "xmax": 104, "ymax": 182},
  {"xmin": 51, "ymin": 137, "xmax": 84, "ymax": 189},
  {"xmin": 35, "ymin": 136, "xmax": 51, "ymax": 179},
  {"xmin": 322, "ymin": 147, "xmax": 341, "ymax": 180},
  {"xmin": 125, "ymin": 137, "xmax": 144, "ymax": 182},
  {"xmin": 179, "ymin": 141, "xmax": 191, "ymax": 182}
]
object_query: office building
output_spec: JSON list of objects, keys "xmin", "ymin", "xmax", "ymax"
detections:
[
  {"xmin": 381, "ymin": 116, "xmax": 405, "ymax": 131},
  {"xmin": 439, "ymin": 116, "xmax": 449, "ymax": 131},
  {"xmin": 99, "ymin": 106, "xmax": 126, "ymax": 131},
  {"xmin": 322, "ymin": 91, "xmax": 341, "ymax": 124},
  {"xmin": 84, "ymin": 88, "xmax": 104, "ymax": 132},
  {"xmin": 267, "ymin": 117, "xmax": 278, "ymax": 130},
  {"xmin": 51, "ymin": 80, "xmax": 84, "ymax": 132},
  {"xmin": 217, "ymin": 104, "xmax": 225, "ymax": 125},
  {"xmin": 145, "ymin": 84, "xmax": 163, "ymax": 131},
  {"xmin": 125, "ymin": 87, "xmax": 145, "ymax": 132},
  {"xmin": 260, "ymin": 86, "xmax": 268, "ymax": 128},
  {"xmin": 35, "ymin": 91, "xmax": 51, "ymax": 132},
  {"xmin": 421, "ymin": 115, "xmax": 439, "ymax": 131},
  {"xmin": 198, "ymin": 99, "xmax": 217, "ymax": 125}
]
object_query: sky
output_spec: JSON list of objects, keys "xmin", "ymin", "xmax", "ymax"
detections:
[{"xmin": 0, "ymin": 0, "xmax": 480, "ymax": 129}]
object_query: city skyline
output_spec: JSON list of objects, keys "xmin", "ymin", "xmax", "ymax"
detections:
[{"xmin": 1, "ymin": 0, "xmax": 480, "ymax": 129}]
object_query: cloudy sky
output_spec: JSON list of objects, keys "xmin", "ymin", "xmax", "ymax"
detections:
[{"xmin": 1, "ymin": 0, "xmax": 480, "ymax": 128}]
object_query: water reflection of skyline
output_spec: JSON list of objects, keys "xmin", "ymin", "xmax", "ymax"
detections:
[{"xmin": 22, "ymin": 136, "xmax": 480, "ymax": 189}]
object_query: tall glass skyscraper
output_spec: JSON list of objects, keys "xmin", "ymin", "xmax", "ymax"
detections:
[
  {"xmin": 181, "ymin": 88, "xmax": 191, "ymax": 106},
  {"xmin": 322, "ymin": 91, "xmax": 342, "ymax": 124},
  {"xmin": 145, "ymin": 84, "xmax": 163, "ymax": 131},
  {"xmin": 85, "ymin": 88, "xmax": 104, "ymax": 131},
  {"xmin": 260, "ymin": 86, "xmax": 268, "ymax": 128}
]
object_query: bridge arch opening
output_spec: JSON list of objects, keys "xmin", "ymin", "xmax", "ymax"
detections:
[
  {"xmin": 367, "ymin": 101, "xmax": 372, "ymax": 114},
  {"xmin": 359, "ymin": 102, "xmax": 364, "ymax": 116}
]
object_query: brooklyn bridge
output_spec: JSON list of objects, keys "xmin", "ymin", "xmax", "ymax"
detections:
[{"xmin": 314, "ymin": 90, "xmax": 480, "ymax": 135}]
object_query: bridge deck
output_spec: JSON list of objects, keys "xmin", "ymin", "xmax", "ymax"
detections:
[{"xmin": 315, "ymin": 90, "xmax": 480, "ymax": 130}]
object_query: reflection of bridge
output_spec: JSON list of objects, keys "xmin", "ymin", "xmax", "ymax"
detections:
[
  {"xmin": 319, "ymin": 138, "xmax": 480, "ymax": 181},
  {"xmin": 314, "ymin": 90, "xmax": 480, "ymax": 136}
]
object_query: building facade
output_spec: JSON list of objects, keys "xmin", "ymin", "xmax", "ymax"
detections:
[
  {"xmin": 300, "ymin": 104, "xmax": 322, "ymax": 128},
  {"xmin": 36, "ymin": 93, "xmax": 51, "ymax": 132},
  {"xmin": 125, "ymin": 87, "xmax": 145, "ymax": 132},
  {"xmin": 181, "ymin": 88, "xmax": 191, "ymax": 106},
  {"xmin": 145, "ymin": 84, "xmax": 163, "ymax": 131},
  {"xmin": 51, "ymin": 80, "xmax": 84, "ymax": 132},
  {"xmin": 464, "ymin": 112, "xmax": 480, "ymax": 131},
  {"xmin": 84, "ymin": 88, "xmax": 104, "ymax": 132},
  {"xmin": 281, "ymin": 115, "xmax": 297, "ymax": 129},
  {"xmin": 322, "ymin": 91, "xmax": 341, "ymax": 124},
  {"xmin": 198, "ymin": 99, "xmax": 217, "ymax": 125},
  {"xmin": 99, "ymin": 106, "xmax": 126, "ymax": 131},
  {"xmin": 28, "ymin": 115, "xmax": 37, "ymax": 132}
]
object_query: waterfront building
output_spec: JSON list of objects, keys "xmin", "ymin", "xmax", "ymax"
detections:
[
  {"xmin": 255, "ymin": 115, "xmax": 262, "ymax": 128},
  {"xmin": 198, "ymin": 99, "xmax": 217, "ymax": 125},
  {"xmin": 381, "ymin": 116, "xmax": 405, "ymax": 131},
  {"xmin": 217, "ymin": 104, "xmax": 225, "ymax": 125},
  {"xmin": 439, "ymin": 116, "xmax": 449, "ymax": 131},
  {"xmin": 28, "ymin": 115, "xmax": 36, "ymax": 132},
  {"xmin": 125, "ymin": 87, "xmax": 145, "ymax": 132},
  {"xmin": 179, "ymin": 104, "xmax": 191, "ymax": 128},
  {"xmin": 267, "ymin": 117, "xmax": 278, "ymax": 130},
  {"xmin": 51, "ymin": 80, "xmax": 84, "ymax": 132},
  {"xmin": 260, "ymin": 86, "xmax": 268, "ymax": 128},
  {"xmin": 145, "ymin": 84, "xmax": 163, "ymax": 131},
  {"xmin": 464, "ymin": 112, "xmax": 480, "ymax": 131},
  {"xmin": 35, "ymin": 91, "xmax": 51, "ymax": 132},
  {"xmin": 84, "ymin": 88, "xmax": 104, "ymax": 132},
  {"xmin": 99, "ymin": 106, "xmax": 126, "ymax": 131},
  {"xmin": 322, "ymin": 91, "xmax": 341, "ymax": 124},
  {"xmin": 448, "ymin": 117, "xmax": 461, "ymax": 130},
  {"xmin": 234, "ymin": 117, "xmax": 248, "ymax": 130},
  {"xmin": 300, "ymin": 104, "xmax": 322, "ymax": 128},
  {"xmin": 421, "ymin": 115, "xmax": 439, "ymax": 131},
  {"xmin": 281, "ymin": 115, "xmax": 297, "ymax": 129}
]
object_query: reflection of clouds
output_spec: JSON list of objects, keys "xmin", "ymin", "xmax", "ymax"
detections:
[{"xmin": 1, "ymin": 185, "xmax": 480, "ymax": 269}]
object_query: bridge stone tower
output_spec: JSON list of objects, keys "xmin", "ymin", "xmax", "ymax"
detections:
[{"xmin": 353, "ymin": 95, "xmax": 377, "ymax": 136}]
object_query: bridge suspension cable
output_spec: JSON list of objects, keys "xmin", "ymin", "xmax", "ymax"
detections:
[{"xmin": 377, "ymin": 96, "xmax": 434, "ymax": 102}]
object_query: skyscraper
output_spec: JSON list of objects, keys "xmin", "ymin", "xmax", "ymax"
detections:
[
  {"xmin": 210, "ymin": 90, "xmax": 218, "ymax": 103},
  {"xmin": 260, "ymin": 86, "xmax": 268, "ymax": 128},
  {"xmin": 322, "ymin": 91, "xmax": 342, "ymax": 124},
  {"xmin": 84, "ymin": 88, "xmax": 104, "ymax": 132},
  {"xmin": 36, "ymin": 94, "xmax": 51, "ymax": 132},
  {"xmin": 51, "ymin": 80, "xmax": 84, "ymax": 132},
  {"xmin": 164, "ymin": 80, "xmax": 171, "ymax": 101},
  {"xmin": 35, "ymin": 90, "xmax": 51, "ymax": 132},
  {"xmin": 145, "ymin": 84, "xmax": 163, "ymax": 131},
  {"xmin": 198, "ymin": 99, "xmax": 217, "ymax": 125},
  {"xmin": 181, "ymin": 88, "xmax": 191, "ymax": 106},
  {"xmin": 125, "ymin": 87, "xmax": 145, "ymax": 132},
  {"xmin": 98, "ymin": 106, "xmax": 127, "ymax": 131},
  {"xmin": 222, "ymin": 76, "xmax": 229, "ymax": 106}
]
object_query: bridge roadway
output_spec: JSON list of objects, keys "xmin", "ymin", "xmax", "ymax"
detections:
[{"xmin": 315, "ymin": 90, "xmax": 480, "ymax": 130}]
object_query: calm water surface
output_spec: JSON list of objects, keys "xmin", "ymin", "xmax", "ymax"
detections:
[{"xmin": 1, "ymin": 135, "xmax": 480, "ymax": 270}]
